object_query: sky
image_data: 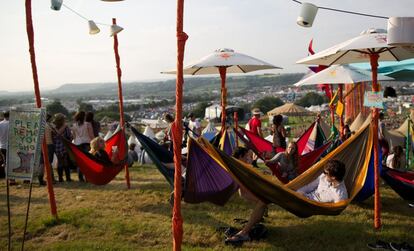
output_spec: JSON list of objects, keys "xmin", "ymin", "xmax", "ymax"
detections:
[{"xmin": 0, "ymin": 0, "xmax": 413, "ymax": 92}]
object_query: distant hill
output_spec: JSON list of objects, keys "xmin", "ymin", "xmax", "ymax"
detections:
[{"xmin": 41, "ymin": 73, "xmax": 305, "ymax": 99}]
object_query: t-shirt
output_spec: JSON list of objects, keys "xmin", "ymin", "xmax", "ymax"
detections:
[
  {"xmin": 296, "ymin": 173, "xmax": 348, "ymax": 203},
  {"xmin": 72, "ymin": 122, "xmax": 92, "ymax": 145},
  {"xmin": 248, "ymin": 117, "xmax": 261, "ymax": 136},
  {"xmin": 188, "ymin": 119, "xmax": 201, "ymax": 137},
  {"xmin": 0, "ymin": 119, "xmax": 9, "ymax": 149}
]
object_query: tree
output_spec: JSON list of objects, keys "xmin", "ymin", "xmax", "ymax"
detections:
[
  {"xmin": 78, "ymin": 102, "xmax": 95, "ymax": 112},
  {"xmin": 46, "ymin": 100, "xmax": 69, "ymax": 116},
  {"xmin": 295, "ymin": 92, "xmax": 327, "ymax": 107},
  {"xmin": 253, "ymin": 96, "xmax": 284, "ymax": 113},
  {"xmin": 191, "ymin": 101, "xmax": 211, "ymax": 118}
]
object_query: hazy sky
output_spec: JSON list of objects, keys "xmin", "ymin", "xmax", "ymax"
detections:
[{"xmin": 0, "ymin": 0, "xmax": 413, "ymax": 92}]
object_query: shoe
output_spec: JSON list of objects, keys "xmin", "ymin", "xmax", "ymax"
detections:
[
  {"xmin": 58, "ymin": 177, "xmax": 64, "ymax": 182},
  {"xmin": 39, "ymin": 180, "xmax": 46, "ymax": 186},
  {"xmin": 390, "ymin": 242, "xmax": 414, "ymax": 251},
  {"xmin": 408, "ymin": 203, "xmax": 414, "ymax": 208},
  {"xmin": 225, "ymin": 234, "xmax": 250, "ymax": 246},
  {"xmin": 223, "ymin": 227, "xmax": 239, "ymax": 238},
  {"xmin": 367, "ymin": 240, "xmax": 391, "ymax": 250}
]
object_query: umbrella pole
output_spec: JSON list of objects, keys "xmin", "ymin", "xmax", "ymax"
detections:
[
  {"xmin": 219, "ymin": 67, "xmax": 227, "ymax": 133},
  {"xmin": 172, "ymin": 0, "xmax": 188, "ymax": 250},
  {"xmin": 25, "ymin": 0, "xmax": 58, "ymax": 219},
  {"xmin": 370, "ymin": 53, "xmax": 381, "ymax": 230},
  {"xmin": 407, "ymin": 118, "xmax": 411, "ymax": 169},
  {"xmin": 112, "ymin": 18, "xmax": 130, "ymax": 189},
  {"xmin": 234, "ymin": 111, "xmax": 238, "ymax": 147},
  {"xmin": 329, "ymin": 85, "xmax": 335, "ymax": 127}
]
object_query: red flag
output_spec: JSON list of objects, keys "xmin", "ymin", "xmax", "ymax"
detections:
[{"xmin": 308, "ymin": 39, "xmax": 315, "ymax": 55}]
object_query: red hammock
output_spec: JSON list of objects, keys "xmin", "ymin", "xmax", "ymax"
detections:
[
  {"xmin": 64, "ymin": 129, "xmax": 128, "ymax": 185},
  {"xmin": 236, "ymin": 123, "xmax": 331, "ymax": 183}
]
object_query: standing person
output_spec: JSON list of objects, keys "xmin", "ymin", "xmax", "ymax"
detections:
[
  {"xmin": 163, "ymin": 113, "xmax": 175, "ymax": 151},
  {"xmin": 187, "ymin": 113, "xmax": 201, "ymax": 137},
  {"xmin": 72, "ymin": 111, "xmax": 94, "ymax": 182},
  {"xmin": 86, "ymin": 111, "xmax": 101, "ymax": 138},
  {"xmin": 52, "ymin": 113, "xmax": 73, "ymax": 182},
  {"xmin": 248, "ymin": 108, "xmax": 262, "ymax": 167},
  {"xmin": 127, "ymin": 143, "xmax": 138, "ymax": 167},
  {"xmin": 38, "ymin": 114, "xmax": 56, "ymax": 185},
  {"xmin": 272, "ymin": 114, "xmax": 287, "ymax": 149},
  {"xmin": 0, "ymin": 111, "xmax": 9, "ymax": 179},
  {"xmin": 378, "ymin": 112, "xmax": 390, "ymax": 159},
  {"xmin": 265, "ymin": 142, "xmax": 299, "ymax": 181}
]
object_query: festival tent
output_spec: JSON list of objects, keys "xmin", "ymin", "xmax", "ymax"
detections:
[
  {"xmin": 267, "ymin": 103, "xmax": 314, "ymax": 117},
  {"xmin": 202, "ymin": 121, "xmax": 218, "ymax": 141},
  {"xmin": 201, "ymin": 122, "xmax": 374, "ymax": 218}
]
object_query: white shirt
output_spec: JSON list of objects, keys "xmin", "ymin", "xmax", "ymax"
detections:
[
  {"xmin": 297, "ymin": 173, "xmax": 348, "ymax": 203},
  {"xmin": 0, "ymin": 119, "xmax": 9, "ymax": 149},
  {"xmin": 72, "ymin": 123, "xmax": 92, "ymax": 145},
  {"xmin": 386, "ymin": 153, "xmax": 406, "ymax": 169},
  {"xmin": 188, "ymin": 119, "xmax": 201, "ymax": 137}
]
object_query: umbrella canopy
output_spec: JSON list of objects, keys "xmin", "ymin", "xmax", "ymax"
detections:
[
  {"xmin": 162, "ymin": 48, "xmax": 281, "ymax": 130},
  {"xmin": 294, "ymin": 65, "xmax": 393, "ymax": 86},
  {"xmin": 267, "ymin": 103, "xmax": 314, "ymax": 116},
  {"xmin": 296, "ymin": 29, "xmax": 414, "ymax": 66},
  {"xmin": 162, "ymin": 48, "xmax": 282, "ymax": 75}
]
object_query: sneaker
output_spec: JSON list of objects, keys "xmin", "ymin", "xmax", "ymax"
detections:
[
  {"xmin": 408, "ymin": 203, "xmax": 414, "ymax": 208},
  {"xmin": 390, "ymin": 242, "xmax": 414, "ymax": 251},
  {"xmin": 367, "ymin": 240, "xmax": 391, "ymax": 250}
]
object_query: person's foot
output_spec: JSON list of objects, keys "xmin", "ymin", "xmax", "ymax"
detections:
[
  {"xmin": 389, "ymin": 242, "xmax": 414, "ymax": 251},
  {"xmin": 225, "ymin": 233, "xmax": 250, "ymax": 246},
  {"xmin": 66, "ymin": 178, "xmax": 72, "ymax": 182},
  {"xmin": 58, "ymin": 177, "xmax": 64, "ymax": 182},
  {"xmin": 408, "ymin": 203, "xmax": 414, "ymax": 208},
  {"xmin": 39, "ymin": 180, "xmax": 46, "ymax": 186}
]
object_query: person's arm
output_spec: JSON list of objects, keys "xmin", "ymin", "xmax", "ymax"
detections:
[
  {"xmin": 87, "ymin": 122, "xmax": 94, "ymax": 140},
  {"xmin": 296, "ymin": 174, "xmax": 321, "ymax": 194},
  {"xmin": 257, "ymin": 120, "xmax": 263, "ymax": 138},
  {"xmin": 265, "ymin": 152, "xmax": 282, "ymax": 165}
]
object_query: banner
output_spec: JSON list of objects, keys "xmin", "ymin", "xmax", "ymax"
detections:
[
  {"xmin": 336, "ymin": 101, "xmax": 344, "ymax": 117},
  {"xmin": 6, "ymin": 107, "xmax": 46, "ymax": 181},
  {"xmin": 363, "ymin": 91, "xmax": 385, "ymax": 109}
]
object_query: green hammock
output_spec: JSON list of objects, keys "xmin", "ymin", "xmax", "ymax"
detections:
[{"xmin": 200, "ymin": 123, "xmax": 373, "ymax": 218}]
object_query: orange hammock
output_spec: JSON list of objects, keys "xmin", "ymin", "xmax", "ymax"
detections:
[{"xmin": 63, "ymin": 129, "xmax": 128, "ymax": 185}]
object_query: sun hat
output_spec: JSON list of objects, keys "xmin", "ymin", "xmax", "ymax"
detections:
[{"xmin": 252, "ymin": 108, "xmax": 261, "ymax": 115}]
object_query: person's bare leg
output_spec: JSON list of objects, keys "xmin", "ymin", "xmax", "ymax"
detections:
[{"xmin": 228, "ymin": 202, "xmax": 267, "ymax": 240}]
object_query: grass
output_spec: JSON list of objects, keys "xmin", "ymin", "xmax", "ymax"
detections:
[{"xmin": 1, "ymin": 164, "xmax": 414, "ymax": 251}]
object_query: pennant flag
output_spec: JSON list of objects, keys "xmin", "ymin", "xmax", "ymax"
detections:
[{"xmin": 336, "ymin": 101, "xmax": 344, "ymax": 117}]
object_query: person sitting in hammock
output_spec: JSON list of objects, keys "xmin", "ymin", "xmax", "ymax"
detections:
[
  {"xmin": 89, "ymin": 137, "xmax": 120, "ymax": 165},
  {"xmin": 264, "ymin": 142, "xmax": 299, "ymax": 181},
  {"xmin": 226, "ymin": 158, "xmax": 348, "ymax": 244}
]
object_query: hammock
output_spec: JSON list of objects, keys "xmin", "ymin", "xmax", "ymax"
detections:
[
  {"xmin": 184, "ymin": 137, "xmax": 238, "ymax": 205},
  {"xmin": 130, "ymin": 125, "xmax": 175, "ymax": 187},
  {"xmin": 131, "ymin": 125, "xmax": 238, "ymax": 206},
  {"xmin": 236, "ymin": 123, "xmax": 331, "ymax": 183},
  {"xmin": 382, "ymin": 168, "xmax": 414, "ymax": 201},
  {"xmin": 201, "ymin": 123, "xmax": 373, "ymax": 218},
  {"xmin": 64, "ymin": 129, "xmax": 128, "ymax": 185}
]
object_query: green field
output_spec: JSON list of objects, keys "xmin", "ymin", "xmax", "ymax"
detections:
[{"xmin": 1, "ymin": 165, "xmax": 413, "ymax": 251}]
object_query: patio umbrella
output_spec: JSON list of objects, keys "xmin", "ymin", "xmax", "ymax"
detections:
[
  {"xmin": 267, "ymin": 103, "xmax": 314, "ymax": 117},
  {"xmin": 163, "ymin": 48, "xmax": 281, "ymax": 131},
  {"xmin": 296, "ymin": 28, "xmax": 414, "ymax": 229},
  {"xmin": 294, "ymin": 64, "xmax": 393, "ymax": 134}
]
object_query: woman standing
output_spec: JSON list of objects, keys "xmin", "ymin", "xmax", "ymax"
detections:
[
  {"xmin": 72, "ymin": 111, "xmax": 94, "ymax": 182},
  {"xmin": 272, "ymin": 115, "xmax": 287, "ymax": 149},
  {"xmin": 52, "ymin": 113, "xmax": 73, "ymax": 182}
]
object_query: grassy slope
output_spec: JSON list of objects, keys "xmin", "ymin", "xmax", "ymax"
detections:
[{"xmin": 1, "ymin": 165, "xmax": 413, "ymax": 251}]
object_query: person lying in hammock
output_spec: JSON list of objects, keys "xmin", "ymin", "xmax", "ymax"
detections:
[
  {"xmin": 226, "ymin": 158, "xmax": 348, "ymax": 244},
  {"xmin": 296, "ymin": 159, "xmax": 348, "ymax": 203},
  {"xmin": 89, "ymin": 137, "xmax": 120, "ymax": 165}
]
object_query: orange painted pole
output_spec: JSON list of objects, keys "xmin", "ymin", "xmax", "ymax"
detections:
[
  {"xmin": 172, "ymin": 0, "xmax": 188, "ymax": 250},
  {"xmin": 25, "ymin": 0, "xmax": 57, "ymax": 218},
  {"xmin": 370, "ymin": 53, "xmax": 381, "ymax": 229},
  {"xmin": 338, "ymin": 84, "xmax": 344, "ymax": 138},
  {"xmin": 219, "ymin": 67, "xmax": 227, "ymax": 133},
  {"xmin": 329, "ymin": 85, "xmax": 335, "ymax": 127},
  {"xmin": 112, "ymin": 18, "xmax": 130, "ymax": 189},
  {"xmin": 234, "ymin": 111, "xmax": 238, "ymax": 147}
]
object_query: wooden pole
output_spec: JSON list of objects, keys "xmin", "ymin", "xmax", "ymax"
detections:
[
  {"xmin": 234, "ymin": 111, "xmax": 238, "ymax": 147},
  {"xmin": 25, "ymin": 0, "xmax": 57, "ymax": 218},
  {"xmin": 112, "ymin": 18, "xmax": 130, "ymax": 189},
  {"xmin": 219, "ymin": 67, "xmax": 227, "ymax": 133},
  {"xmin": 172, "ymin": 0, "xmax": 188, "ymax": 250},
  {"xmin": 370, "ymin": 53, "xmax": 381, "ymax": 229}
]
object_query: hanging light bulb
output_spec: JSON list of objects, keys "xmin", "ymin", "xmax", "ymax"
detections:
[
  {"xmin": 88, "ymin": 20, "xmax": 100, "ymax": 35},
  {"xmin": 110, "ymin": 24, "xmax": 124, "ymax": 36},
  {"xmin": 51, "ymin": 0, "xmax": 63, "ymax": 11}
]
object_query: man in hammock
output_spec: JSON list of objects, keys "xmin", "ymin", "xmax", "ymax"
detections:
[
  {"xmin": 226, "ymin": 159, "xmax": 348, "ymax": 244},
  {"xmin": 89, "ymin": 137, "xmax": 120, "ymax": 165}
]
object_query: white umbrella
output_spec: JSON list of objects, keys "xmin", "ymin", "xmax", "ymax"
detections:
[
  {"xmin": 294, "ymin": 65, "xmax": 393, "ymax": 86},
  {"xmin": 163, "ymin": 48, "xmax": 282, "ymax": 130},
  {"xmin": 296, "ymin": 28, "xmax": 414, "ymax": 229}
]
